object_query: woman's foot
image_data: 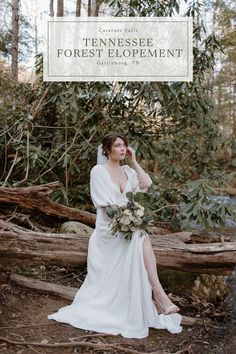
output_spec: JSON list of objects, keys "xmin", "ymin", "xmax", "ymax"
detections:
[
  {"xmin": 152, "ymin": 284, "xmax": 180, "ymax": 315},
  {"xmin": 153, "ymin": 299, "xmax": 180, "ymax": 315}
]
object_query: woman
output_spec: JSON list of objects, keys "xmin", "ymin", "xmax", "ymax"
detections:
[{"xmin": 48, "ymin": 132, "xmax": 182, "ymax": 338}]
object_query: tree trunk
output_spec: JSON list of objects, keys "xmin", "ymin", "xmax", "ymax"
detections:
[
  {"xmin": 75, "ymin": 0, "xmax": 81, "ymax": 16},
  {"xmin": 11, "ymin": 0, "xmax": 19, "ymax": 81},
  {"xmin": 94, "ymin": 0, "xmax": 100, "ymax": 17},
  {"xmin": 1, "ymin": 219, "xmax": 235, "ymax": 275},
  {"xmin": 0, "ymin": 182, "xmax": 96, "ymax": 227},
  {"xmin": 57, "ymin": 0, "xmax": 64, "ymax": 16},
  {"xmin": 49, "ymin": 0, "xmax": 54, "ymax": 16},
  {"xmin": 88, "ymin": 0, "xmax": 91, "ymax": 16},
  {"xmin": 10, "ymin": 273, "xmax": 78, "ymax": 300},
  {"xmin": 1, "ymin": 185, "xmax": 235, "ymax": 274}
]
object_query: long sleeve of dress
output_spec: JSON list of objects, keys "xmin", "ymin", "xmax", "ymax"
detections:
[
  {"xmin": 90, "ymin": 165, "xmax": 115, "ymax": 208},
  {"xmin": 125, "ymin": 165, "xmax": 152, "ymax": 193}
]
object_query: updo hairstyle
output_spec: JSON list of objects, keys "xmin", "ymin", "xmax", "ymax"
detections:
[{"xmin": 101, "ymin": 132, "xmax": 128, "ymax": 158}]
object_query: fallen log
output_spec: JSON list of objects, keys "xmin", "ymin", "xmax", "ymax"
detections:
[
  {"xmin": 10, "ymin": 273, "xmax": 77, "ymax": 300},
  {"xmin": 9, "ymin": 273, "xmax": 208, "ymax": 327},
  {"xmin": 0, "ymin": 182, "xmax": 96, "ymax": 227},
  {"xmin": 0, "ymin": 219, "xmax": 89, "ymax": 268},
  {"xmin": 215, "ymin": 186, "xmax": 236, "ymax": 197},
  {"xmin": 1, "ymin": 219, "xmax": 235, "ymax": 275}
]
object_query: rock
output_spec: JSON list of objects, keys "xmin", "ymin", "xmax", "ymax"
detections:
[
  {"xmin": 59, "ymin": 221, "xmax": 94, "ymax": 236},
  {"xmin": 40, "ymin": 339, "xmax": 49, "ymax": 344},
  {"xmin": 192, "ymin": 274, "xmax": 229, "ymax": 301}
]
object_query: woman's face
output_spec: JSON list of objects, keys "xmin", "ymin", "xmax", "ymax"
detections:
[{"xmin": 108, "ymin": 137, "xmax": 127, "ymax": 161}]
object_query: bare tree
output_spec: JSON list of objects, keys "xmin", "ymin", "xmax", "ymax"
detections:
[
  {"xmin": 57, "ymin": 0, "xmax": 64, "ymax": 16},
  {"xmin": 88, "ymin": 0, "xmax": 91, "ymax": 16},
  {"xmin": 76, "ymin": 0, "xmax": 81, "ymax": 16},
  {"xmin": 94, "ymin": 0, "xmax": 103, "ymax": 16},
  {"xmin": 76, "ymin": 0, "xmax": 100, "ymax": 18},
  {"xmin": 95, "ymin": 0, "xmax": 100, "ymax": 16},
  {"xmin": 11, "ymin": 0, "xmax": 19, "ymax": 81},
  {"xmin": 49, "ymin": 0, "xmax": 54, "ymax": 16}
]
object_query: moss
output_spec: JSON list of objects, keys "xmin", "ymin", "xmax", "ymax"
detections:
[{"xmin": 158, "ymin": 269, "xmax": 199, "ymax": 295}]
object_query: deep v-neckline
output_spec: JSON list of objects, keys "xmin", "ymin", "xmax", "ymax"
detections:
[{"xmin": 101, "ymin": 165, "xmax": 129, "ymax": 195}]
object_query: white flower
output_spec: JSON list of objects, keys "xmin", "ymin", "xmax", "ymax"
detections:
[
  {"xmin": 120, "ymin": 216, "xmax": 131, "ymax": 225},
  {"xmin": 133, "ymin": 217, "xmax": 142, "ymax": 226},
  {"xmin": 135, "ymin": 209, "xmax": 144, "ymax": 217},
  {"xmin": 121, "ymin": 224, "xmax": 130, "ymax": 231},
  {"xmin": 123, "ymin": 209, "xmax": 132, "ymax": 216}
]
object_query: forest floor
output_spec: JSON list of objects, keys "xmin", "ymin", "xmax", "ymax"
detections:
[{"xmin": 0, "ymin": 264, "xmax": 235, "ymax": 354}]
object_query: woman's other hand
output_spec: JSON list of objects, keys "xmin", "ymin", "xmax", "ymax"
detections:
[{"xmin": 126, "ymin": 146, "xmax": 136, "ymax": 162}]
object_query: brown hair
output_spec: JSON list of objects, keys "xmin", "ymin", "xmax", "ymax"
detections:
[{"xmin": 102, "ymin": 132, "xmax": 128, "ymax": 158}]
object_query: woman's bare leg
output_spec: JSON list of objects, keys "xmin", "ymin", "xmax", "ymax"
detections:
[{"xmin": 142, "ymin": 236, "xmax": 179, "ymax": 313}]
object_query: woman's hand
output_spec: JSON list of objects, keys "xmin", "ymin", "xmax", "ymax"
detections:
[{"xmin": 126, "ymin": 146, "xmax": 136, "ymax": 162}]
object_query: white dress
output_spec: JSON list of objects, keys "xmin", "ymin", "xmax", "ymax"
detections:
[{"xmin": 48, "ymin": 164, "xmax": 182, "ymax": 338}]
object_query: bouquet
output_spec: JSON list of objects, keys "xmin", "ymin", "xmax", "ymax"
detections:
[{"xmin": 105, "ymin": 192, "xmax": 154, "ymax": 241}]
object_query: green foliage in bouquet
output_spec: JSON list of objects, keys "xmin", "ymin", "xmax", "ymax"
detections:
[{"xmin": 105, "ymin": 191, "xmax": 154, "ymax": 241}]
